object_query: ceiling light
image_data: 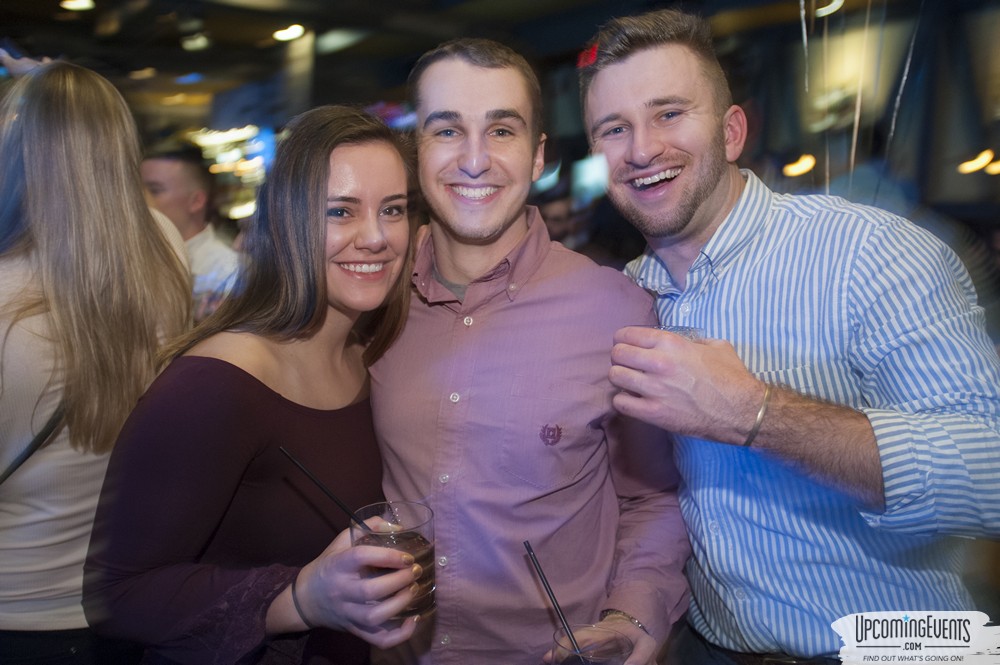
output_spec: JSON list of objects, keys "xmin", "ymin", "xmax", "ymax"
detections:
[
  {"xmin": 228, "ymin": 200, "xmax": 256, "ymax": 220},
  {"xmin": 815, "ymin": 0, "xmax": 845, "ymax": 18},
  {"xmin": 316, "ymin": 28, "xmax": 370, "ymax": 54},
  {"xmin": 985, "ymin": 161, "xmax": 1000, "ymax": 176},
  {"xmin": 273, "ymin": 24, "xmax": 305, "ymax": 42},
  {"xmin": 189, "ymin": 126, "xmax": 260, "ymax": 148},
  {"xmin": 60, "ymin": 0, "xmax": 94, "ymax": 10},
  {"xmin": 957, "ymin": 149, "xmax": 995, "ymax": 174},
  {"xmin": 783, "ymin": 154, "xmax": 816, "ymax": 177},
  {"xmin": 181, "ymin": 33, "xmax": 211, "ymax": 51},
  {"xmin": 128, "ymin": 67, "xmax": 157, "ymax": 80}
]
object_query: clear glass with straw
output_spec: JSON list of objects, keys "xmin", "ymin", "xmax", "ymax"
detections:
[
  {"xmin": 279, "ymin": 447, "xmax": 435, "ymax": 619},
  {"xmin": 524, "ymin": 541, "xmax": 633, "ymax": 663},
  {"xmin": 552, "ymin": 624, "xmax": 633, "ymax": 664}
]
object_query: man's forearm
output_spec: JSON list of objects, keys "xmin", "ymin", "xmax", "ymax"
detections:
[{"xmin": 750, "ymin": 383, "xmax": 884, "ymax": 509}]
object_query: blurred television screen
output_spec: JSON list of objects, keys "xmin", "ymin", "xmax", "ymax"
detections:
[{"xmin": 571, "ymin": 153, "xmax": 609, "ymax": 209}]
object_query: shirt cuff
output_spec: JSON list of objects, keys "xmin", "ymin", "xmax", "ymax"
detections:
[
  {"xmin": 606, "ymin": 580, "xmax": 689, "ymax": 646},
  {"xmin": 859, "ymin": 409, "xmax": 939, "ymax": 531}
]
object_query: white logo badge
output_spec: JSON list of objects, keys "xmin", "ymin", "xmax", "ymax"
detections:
[{"xmin": 832, "ymin": 612, "xmax": 1000, "ymax": 664}]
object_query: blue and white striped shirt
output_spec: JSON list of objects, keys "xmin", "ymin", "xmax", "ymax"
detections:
[{"xmin": 625, "ymin": 170, "xmax": 1000, "ymax": 658}]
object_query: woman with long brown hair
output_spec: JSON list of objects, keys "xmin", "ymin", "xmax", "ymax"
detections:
[{"xmin": 84, "ymin": 105, "xmax": 420, "ymax": 664}]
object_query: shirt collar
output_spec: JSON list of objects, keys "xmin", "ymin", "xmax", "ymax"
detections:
[
  {"xmin": 626, "ymin": 170, "xmax": 772, "ymax": 294},
  {"xmin": 184, "ymin": 223, "xmax": 215, "ymax": 251},
  {"xmin": 412, "ymin": 206, "xmax": 552, "ymax": 307}
]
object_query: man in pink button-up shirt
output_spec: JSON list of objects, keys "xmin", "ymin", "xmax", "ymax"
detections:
[{"xmin": 369, "ymin": 38, "xmax": 690, "ymax": 665}]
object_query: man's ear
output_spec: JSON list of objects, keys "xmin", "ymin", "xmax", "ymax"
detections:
[
  {"xmin": 723, "ymin": 105, "xmax": 748, "ymax": 163},
  {"xmin": 188, "ymin": 189, "xmax": 209, "ymax": 216},
  {"xmin": 532, "ymin": 133, "xmax": 547, "ymax": 182}
]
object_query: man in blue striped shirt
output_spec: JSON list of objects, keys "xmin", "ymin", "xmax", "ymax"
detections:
[{"xmin": 579, "ymin": 8, "xmax": 1000, "ymax": 664}]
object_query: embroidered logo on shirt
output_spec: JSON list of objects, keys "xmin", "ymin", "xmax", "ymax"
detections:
[{"xmin": 539, "ymin": 424, "xmax": 562, "ymax": 446}]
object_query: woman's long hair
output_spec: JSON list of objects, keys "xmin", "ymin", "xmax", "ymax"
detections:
[
  {"xmin": 0, "ymin": 62, "xmax": 191, "ymax": 453},
  {"xmin": 162, "ymin": 106, "xmax": 416, "ymax": 367}
]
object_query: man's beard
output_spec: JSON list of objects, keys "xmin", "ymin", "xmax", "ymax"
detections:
[{"xmin": 609, "ymin": 132, "xmax": 728, "ymax": 240}]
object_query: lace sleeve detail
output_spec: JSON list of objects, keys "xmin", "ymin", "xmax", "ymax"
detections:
[{"xmin": 169, "ymin": 564, "xmax": 302, "ymax": 665}]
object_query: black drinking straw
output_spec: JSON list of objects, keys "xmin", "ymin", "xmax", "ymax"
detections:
[
  {"xmin": 523, "ymin": 540, "xmax": 582, "ymax": 658},
  {"xmin": 279, "ymin": 446, "xmax": 373, "ymax": 534}
]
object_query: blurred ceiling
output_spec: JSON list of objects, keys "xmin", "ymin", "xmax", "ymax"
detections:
[
  {"xmin": 0, "ymin": 0, "xmax": 973, "ymax": 123},
  {"xmin": 0, "ymin": 0, "xmax": 873, "ymax": 105}
]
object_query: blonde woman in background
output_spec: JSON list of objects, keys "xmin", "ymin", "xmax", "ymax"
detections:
[{"xmin": 0, "ymin": 59, "xmax": 191, "ymax": 663}]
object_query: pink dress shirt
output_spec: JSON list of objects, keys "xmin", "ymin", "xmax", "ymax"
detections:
[{"xmin": 370, "ymin": 209, "xmax": 690, "ymax": 665}]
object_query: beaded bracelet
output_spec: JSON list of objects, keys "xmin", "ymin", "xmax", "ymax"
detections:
[
  {"xmin": 743, "ymin": 383, "xmax": 774, "ymax": 447},
  {"xmin": 291, "ymin": 572, "xmax": 317, "ymax": 630},
  {"xmin": 600, "ymin": 609, "xmax": 649, "ymax": 635}
]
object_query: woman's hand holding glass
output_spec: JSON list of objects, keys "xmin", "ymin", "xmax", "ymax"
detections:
[{"xmin": 268, "ymin": 526, "xmax": 421, "ymax": 648}]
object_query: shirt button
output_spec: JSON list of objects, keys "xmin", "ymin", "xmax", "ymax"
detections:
[
  {"xmin": 439, "ymin": 473, "xmax": 450, "ymax": 484},
  {"xmin": 437, "ymin": 556, "xmax": 448, "ymax": 567},
  {"xmin": 463, "ymin": 316, "xmax": 473, "ymax": 326},
  {"xmin": 439, "ymin": 634, "xmax": 451, "ymax": 646},
  {"xmin": 709, "ymin": 521, "xmax": 720, "ymax": 535},
  {"xmin": 449, "ymin": 392, "xmax": 460, "ymax": 403},
  {"xmin": 508, "ymin": 283, "xmax": 517, "ymax": 291},
  {"xmin": 734, "ymin": 588, "xmax": 746, "ymax": 601},
  {"xmin": 679, "ymin": 303, "xmax": 692, "ymax": 316}
]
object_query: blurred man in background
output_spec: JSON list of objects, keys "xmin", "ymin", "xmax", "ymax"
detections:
[{"xmin": 142, "ymin": 148, "xmax": 240, "ymax": 321}]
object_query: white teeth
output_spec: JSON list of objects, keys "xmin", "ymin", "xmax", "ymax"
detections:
[
  {"xmin": 452, "ymin": 185, "xmax": 498, "ymax": 200},
  {"xmin": 632, "ymin": 167, "xmax": 681, "ymax": 187},
  {"xmin": 342, "ymin": 263, "xmax": 385, "ymax": 274}
]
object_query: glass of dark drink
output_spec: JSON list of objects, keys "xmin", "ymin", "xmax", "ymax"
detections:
[
  {"xmin": 553, "ymin": 624, "xmax": 633, "ymax": 665},
  {"xmin": 349, "ymin": 500, "xmax": 435, "ymax": 618}
]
